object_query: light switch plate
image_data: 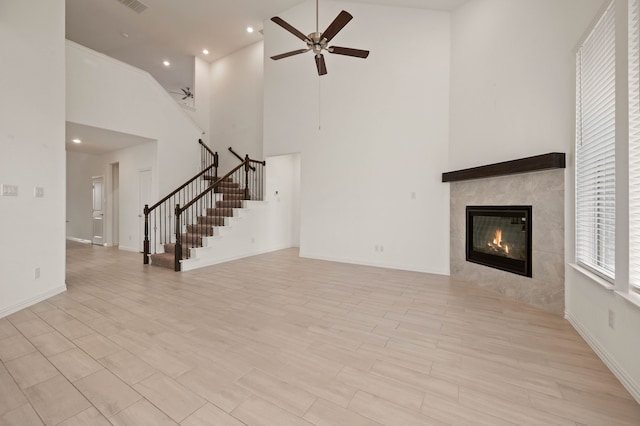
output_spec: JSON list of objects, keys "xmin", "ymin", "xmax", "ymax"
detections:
[
  {"xmin": 34, "ymin": 187, "xmax": 44, "ymax": 198},
  {"xmin": 1, "ymin": 184, "xmax": 18, "ymax": 196}
]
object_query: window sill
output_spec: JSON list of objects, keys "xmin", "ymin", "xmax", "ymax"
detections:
[
  {"xmin": 569, "ymin": 263, "xmax": 640, "ymax": 310},
  {"xmin": 569, "ymin": 263, "xmax": 615, "ymax": 291},
  {"xmin": 614, "ymin": 289, "xmax": 640, "ymax": 310}
]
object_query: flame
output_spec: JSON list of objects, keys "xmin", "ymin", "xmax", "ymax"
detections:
[
  {"xmin": 505, "ymin": 244, "xmax": 509, "ymax": 254},
  {"xmin": 493, "ymin": 229, "xmax": 502, "ymax": 246}
]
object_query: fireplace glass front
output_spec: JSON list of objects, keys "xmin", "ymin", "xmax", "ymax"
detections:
[{"xmin": 466, "ymin": 206, "xmax": 532, "ymax": 277}]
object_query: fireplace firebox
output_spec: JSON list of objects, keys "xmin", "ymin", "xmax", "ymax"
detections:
[{"xmin": 466, "ymin": 206, "xmax": 532, "ymax": 277}]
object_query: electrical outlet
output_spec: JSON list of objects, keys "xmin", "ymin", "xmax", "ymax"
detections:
[
  {"xmin": 608, "ymin": 309, "xmax": 615, "ymax": 329},
  {"xmin": 34, "ymin": 187, "xmax": 44, "ymax": 198},
  {"xmin": 34, "ymin": 267, "xmax": 40, "ymax": 279},
  {"xmin": 2, "ymin": 184, "xmax": 18, "ymax": 196}
]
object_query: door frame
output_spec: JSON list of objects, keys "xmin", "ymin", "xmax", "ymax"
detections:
[{"xmin": 91, "ymin": 175, "xmax": 105, "ymax": 246}]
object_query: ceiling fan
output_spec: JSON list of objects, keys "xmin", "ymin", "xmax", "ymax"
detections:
[
  {"xmin": 270, "ymin": 0, "xmax": 369, "ymax": 76},
  {"xmin": 170, "ymin": 87, "xmax": 194, "ymax": 100}
]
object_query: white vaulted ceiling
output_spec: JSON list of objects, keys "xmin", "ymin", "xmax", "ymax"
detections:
[{"xmin": 66, "ymin": 0, "xmax": 467, "ymax": 67}]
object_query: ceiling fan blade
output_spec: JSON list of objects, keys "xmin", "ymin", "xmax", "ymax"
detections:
[
  {"xmin": 271, "ymin": 48, "xmax": 310, "ymax": 60},
  {"xmin": 271, "ymin": 16, "xmax": 311, "ymax": 43},
  {"xmin": 315, "ymin": 54, "xmax": 327, "ymax": 76},
  {"xmin": 321, "ymin": 11, "xmax": 353, "ymax": 43},
  {"xmin": 329, "ymin": 46, "xmax": 369, "ymax": 58}
]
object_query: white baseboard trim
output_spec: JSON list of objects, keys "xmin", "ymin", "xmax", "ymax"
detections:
[
  {"xmin": 118, "ymin": 245, "xmax": 139, "ymax": 253},
  {"xmin": 298, "ymin": 251, "xmax": 450, "ymax": 277},
  {"xmin": 66, "ymin": 237, "xmax": 91, "ymax": 244},
  {"xmin": 565, "ymin": 311, "xmax": 640, "ymax": 404},
  {"xmin": 0, "ymin": 285, "xmax": 67, "ymax": 319}
]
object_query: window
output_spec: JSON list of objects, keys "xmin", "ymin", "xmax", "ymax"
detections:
[{"xmin": 576, "ymin": 1, "xmax": 616, "ymax": 281}]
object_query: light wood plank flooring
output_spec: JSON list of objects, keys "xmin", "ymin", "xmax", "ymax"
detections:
[{"xmin": 0, "ymin": 241, "xmax": 638, "ymax": 425}]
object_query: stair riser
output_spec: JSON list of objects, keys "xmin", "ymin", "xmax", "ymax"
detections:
[
  {"xmin": 162, "ymin": 244, "xmax": 189, "ymax": 256},
  {"xmin": 206, "ymin": 208, "xmax": 234, "ymax": 217},
  {"xmin": 217, "ymin": 182, "xmax": 240, "ymax": 189},
  {"xmin": 197, "ymin": 216, "xmax": 226, "ymax": 226},
  {"xmin": 217, "ymin": 201, "xmax": 243, "ymax": 208},
  {"xmin": 180, "ymin": 234, "xmax": 203, "ymax": 246},
  {"xmin": 215, "ymin": 188, "xmax": 245, "ymax": 195},
  {"xmin": 186, "ymin": 225, "xmax": 214, "ymax": 235},
  {"xmin": 150, "ymin": 254, "xmax": 176, "ymax": 269},
  {"xmin": 221, "ymin": 194, "xmax": 245, "ymax": 201}
]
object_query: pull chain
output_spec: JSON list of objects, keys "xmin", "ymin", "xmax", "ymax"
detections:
[{"xmin": 318, "ymin": 75, "xmax": 322, "ymax": 131}]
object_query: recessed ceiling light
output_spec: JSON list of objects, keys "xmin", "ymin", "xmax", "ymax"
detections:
[
  {"xmin": 247, "ymin": 26, "xmax": 254, "ymax": 33},
  {"xmin": 163, "ymin": 60, "xmax": 170, "ymax": 66},
  {"xmin": 72, "ymin": 139, "xmax": 82, "ymax": 144},
  {"xmin": 202, "ymin": 49, "xmax": 209, "ymax": 55}
]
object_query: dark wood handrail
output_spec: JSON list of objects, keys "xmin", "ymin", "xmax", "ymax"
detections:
[
  {"xmin": 229, "ymin": 146, "xmax": 256, "ymax": 171},
  {"xmin": 199, "ymin": 139, "xmax": 216, "ymax": 157},
  {"xmin": 147, "ymin": 162, "xmax": 216, "ymax": 212},
  {"xmin": 179, "ymin": 161, "xmax": 247, "ymax": 213},
  {"xmin": 228, "ymin": 146, "xmax": 244, "ymax": 162}
]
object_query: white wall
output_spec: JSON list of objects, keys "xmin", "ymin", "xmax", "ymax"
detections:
[
  {"xmin": 210, "ymin": 42, "xmax": 265, "ymax": 172},
  {"xmin": 66, "ymin": 151, "xmax": 94, "ymax": 242},
  {"xmin": 66, "ymin": 142, "xmax": 158, "ymax": 253},
  {"xmin": 449, "ymin": 0, "xmax": 604, "ymax": 170},
  {"xmin": 264, "ymin": 0, "xmax": 451, "ymax": 274},
  {"xmin": 66, "ymin": 41, "xmax": 203, "ymax": 195},
  {"xmin": 267, "ymin": 154, "xmax": 301, "ymax": 248},
  {"xmin": 0, "ymin": 0, "xmax": 66, "ymax": 317},
  {"xmin": 451, "ymin": 0, "xmax": 640, "ymax": 402},
  {"xmin": 186, "ymin": 57, "xmax": 212, "ymax": 146}
]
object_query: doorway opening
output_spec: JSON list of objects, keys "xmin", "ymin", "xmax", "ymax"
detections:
[
  {"xmin": 111, "ymin": 163, "xmax": 120, "ymax": 247},
  {"xmin": 92, "ymin": 176, "xmax": 105, "ymax": 246}
]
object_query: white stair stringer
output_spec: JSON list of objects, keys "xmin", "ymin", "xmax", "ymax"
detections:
[{"xmin": 180, "ymin": 200, "xmax": 286, "ymax": 271}]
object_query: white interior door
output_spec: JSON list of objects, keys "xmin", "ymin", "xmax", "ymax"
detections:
[
  {"xmin": 92, "ymin": 176, "xmax": 104, "ymax": 246},
  {"xmin": 139, "ymin": 169, "xmax": 152, "ymax": 252},
  {"xmin": 111, "ymin": 163, "xmax": 120, "ymax": 246}
]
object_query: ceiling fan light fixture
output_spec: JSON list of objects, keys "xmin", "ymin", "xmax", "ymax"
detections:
[{"xmin": 269, "ymin": 0, "xmax": 369, "ymax": 76}]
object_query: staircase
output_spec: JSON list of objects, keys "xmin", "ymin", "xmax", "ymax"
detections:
[
  {"xmin": 148, "ymin": 178, "xmax": 239, "ymax": 268},
  {"xmin": 143, "ymin": 141, "xmax": 266, "ymax": 271}
]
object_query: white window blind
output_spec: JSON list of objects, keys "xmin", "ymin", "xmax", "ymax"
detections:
[
  {"xmin": 629, "ymin": 0, "xmax": 640, "ymax": 292},
  {"xmin": 576, "ymin": 1, "xmax": 616, "ymax": 281}
]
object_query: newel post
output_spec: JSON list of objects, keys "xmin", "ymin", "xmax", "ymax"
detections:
[
  {"xmin": 143, "ymin": 204, "xmax": 150, "ymax": 264},
  {"xmin": 174, "ymin": 204, "xmax": 182, "ymax": 272},
  {"xmin": 213, "ymin": 151, "xmax": 219, "ymax": 182},
  {"xmin": 244, "ymin": 154, "xmax": 250, "ymax": 200}
]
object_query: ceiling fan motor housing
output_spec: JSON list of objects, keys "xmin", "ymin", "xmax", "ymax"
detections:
[{"xmin": 307, "ymin": 32, "xmax": 327, "ymax": 55}]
